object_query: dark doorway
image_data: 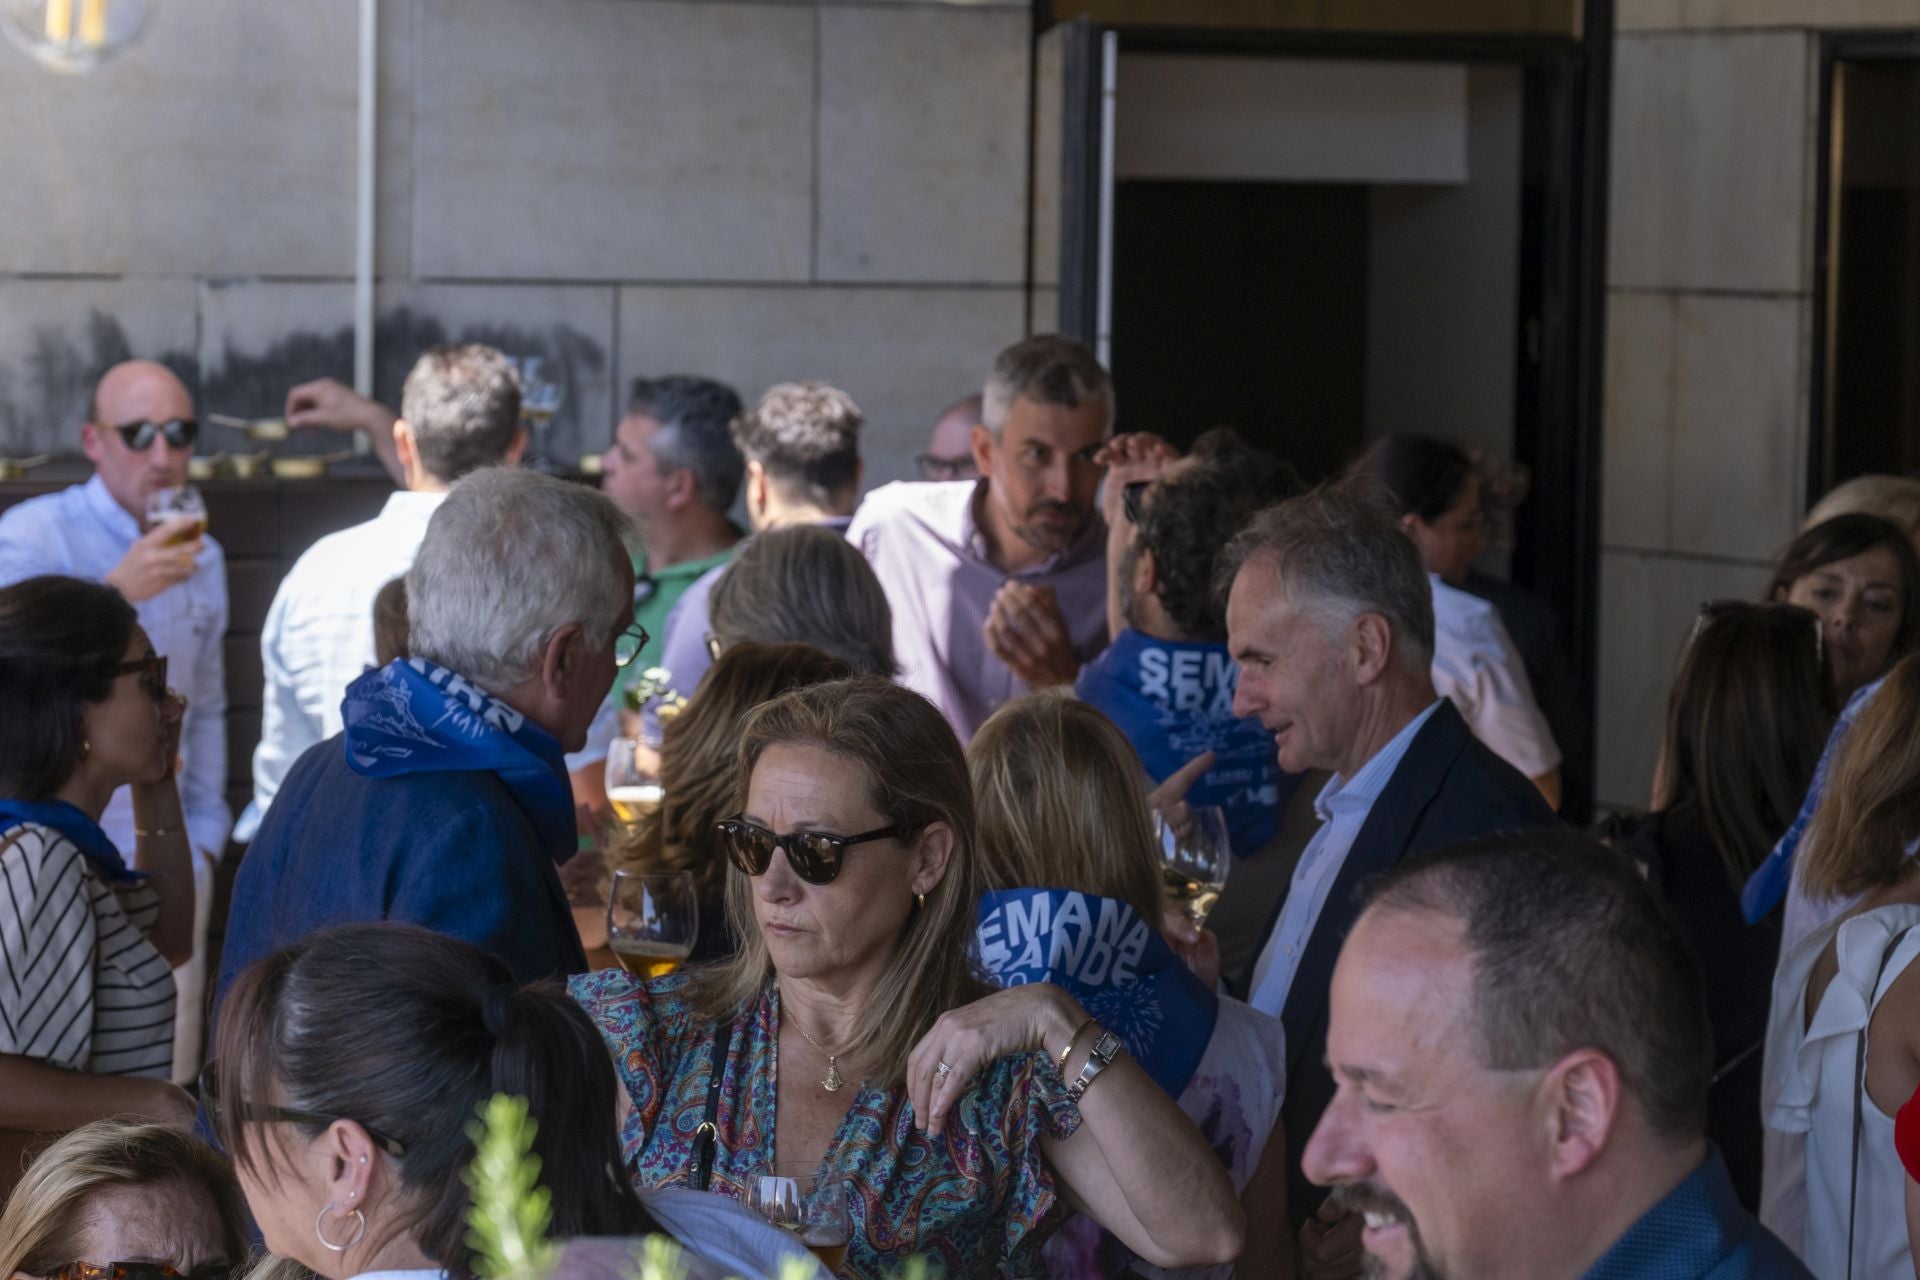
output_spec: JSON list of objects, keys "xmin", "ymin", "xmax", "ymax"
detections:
[{"xmin": 1109, "ymin": 181, "xmax": 1370, "ymax": 481}]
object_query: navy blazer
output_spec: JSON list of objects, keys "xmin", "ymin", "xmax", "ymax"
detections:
[{"xmin": 1266, "ymin": 699, "xmax": 1558, "ymax": 1223}]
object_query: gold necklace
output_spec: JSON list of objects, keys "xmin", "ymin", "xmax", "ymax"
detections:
[{"xmin": 791, "ymin": 1021, "xmax": 846, "ymax": 1093}]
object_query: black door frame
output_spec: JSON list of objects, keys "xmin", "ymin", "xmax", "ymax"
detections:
[
  {"xmin": 1035, "ymin": 4, "xmax": 1614, "ymax": 822},
  {"xmin": 1807, "ymin": 29, "xmax": 1920, "ymax": 501}
]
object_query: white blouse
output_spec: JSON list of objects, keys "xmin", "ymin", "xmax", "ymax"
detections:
[
  {"xmin": 1428, "ymin": 575, "xmax": 1561, "ymax": 780},
  {"xmin": 1761, "ymin": 902, "xmax": 1920, "ymax": 1276},
  {"xmin": 0, "ymin": 823, "xmax": 174, "ymax": 1076}
]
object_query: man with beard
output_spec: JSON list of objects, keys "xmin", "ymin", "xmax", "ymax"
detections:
[
  {"xmin": 1303, "ymin": 830, "xmax": 1808, "ymax": 1280},
  {"xmin": 849, "ymin": 334, "xmax": 1114, "ymax": 741}
]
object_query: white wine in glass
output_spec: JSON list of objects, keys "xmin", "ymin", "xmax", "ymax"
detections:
[
  {"xmin": 606, "ymin": 869, "xmax": 697, "ymax": 979},
  {"xmin": 1157, "ymin": 804, "xmax": 1232, "ymax": 929},
  {"xmin": 749, "ymin": 1168, "xmax": 851, "ymax": 1272},
  {"xmin": 605, "ymin": 737, "xmax": 663, "ymax": 826}
]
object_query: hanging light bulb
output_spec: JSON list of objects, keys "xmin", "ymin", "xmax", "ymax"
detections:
[{"xmin": 1, "ymin": 0, "xmax": 149, "ymax": 74}]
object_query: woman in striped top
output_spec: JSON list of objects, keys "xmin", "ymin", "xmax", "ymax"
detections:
[{"xmin": 0, "ymin": 574, "xmax": 199, "ymax": 1158}]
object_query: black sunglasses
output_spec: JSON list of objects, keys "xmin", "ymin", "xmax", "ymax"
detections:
[
  {"xmin": 116, "ymin": 652, "xmax": 168, "ymax": 703},
  {"xmin": 110, "ymin": 418, "xmax": 197, "ymax": 451},
  {"xmin": 715, "ymin": 816, "xmax": 912, "ymax": 886},
  {"xmin": 199, "ymin": 1059, "xmax": 408, "ymax": 1158},
  {"xmin": 1121, "ymin": 479, "xmax": 1153, "ymax": 525},
  {"xmin": 54, "ymin": 1264, "xmax": 233, "ymax": 1280}
]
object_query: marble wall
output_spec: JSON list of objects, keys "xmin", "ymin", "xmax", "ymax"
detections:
[{"xmin": 0, "ymin": 0, "xmax": 1034, "ymax": 485}]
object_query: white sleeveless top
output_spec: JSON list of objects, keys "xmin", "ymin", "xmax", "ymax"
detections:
[{"xmin": 1761, "ymin": 901, "xmax": 1920, "ymax": 1277}]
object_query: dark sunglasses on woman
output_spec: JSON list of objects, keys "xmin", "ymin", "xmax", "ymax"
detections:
[
  {"xmin": 109, "ymin": 418, "xmax": 198, "ymax": 451},
  {"xmin": 54, "ymin": 1263, "xmax": 233, "ymax": 1280},
  {"xmin": 116, "ymin": 652, "xmax": 169, "ymax": 702},
  {"xmin": 714, "ymin": 816, "xmax": 912, "ymax": 886}
]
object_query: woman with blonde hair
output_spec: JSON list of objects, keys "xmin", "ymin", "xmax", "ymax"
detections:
[
  {"xmin": 611, "ymin": 641, "xmax": 851, "ymax": 964},
  {"xmin": 571, "ymin": 677, "xmax": 1244, "ymax": 1279},
  {"xmin": 1761, "ymin": 653, "xmax": 1920, "ymax": 1274},
  {"xmin": 0, "ymin": 1119, "xmax": 248, "ymax": 1280},
  {"xmin": 968, "ymin": 691, "xmax": 1290, "ymax": 1279}
]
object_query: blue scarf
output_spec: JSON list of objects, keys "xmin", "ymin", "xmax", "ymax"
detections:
[
  {"xmin": 341, "ymin": 657, "xmax": 577, "ymax": 864},
  {"xmin": 0, "ymin": 798, "xmax": 140, "ymax": 884},
  {"xmin": 975, "ymin": 888, "xmax": 1218, "ymax": 1098}
]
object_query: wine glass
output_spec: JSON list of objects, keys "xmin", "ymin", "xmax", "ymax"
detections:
[
  {"xmin": 604, "ymin": 737, "xmax": 662, "ymax": 828},
  {"xmin": 748, "ymin": 1164, "xmax": 852, "ymax": 1273},
  {"xmin": 144, "ymin": 484, "xmax": 207, "ymax": 546},
  {"xmin": 1156, "ymin": 803, "xmax": 1231, "ymax": 929},
  {"xmin": 605, "ymin": 869, "xmax": 697, "ymax": 980},
  {"xmin": 508, "ymin": 354, "xmax": 565, "ymax": 471}
]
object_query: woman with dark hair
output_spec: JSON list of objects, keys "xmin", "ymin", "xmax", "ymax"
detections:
[
  {"xmin": 209, "ymin": 922, "xmax": 824, "ymax": 1280},
  {"xmin": 1601, "ymin": 602, "xmax": 1835, "ymax": 1209},
  {"xmin": 1347, "ymin": 434, "xmax": 1563, "ymax": 809},
  {"xmin": 0, "ymin": 1119, "xmax": 248, "ymax": 1280},
  {"xmin": 611, "ymin": 641, "xmax": 851, "ymax": 964},
  {"xmin": 1769, "ymin": 512, "xmax": 1920, "ymax": 703},
  {"xmin": 0, "ymin": 575, "xmax": 198, "ymax": 1179}
]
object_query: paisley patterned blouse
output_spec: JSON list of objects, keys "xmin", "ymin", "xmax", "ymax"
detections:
[{"xmin": 570, "ymin": 970, "xmax": 1083, "ymax": 1280}]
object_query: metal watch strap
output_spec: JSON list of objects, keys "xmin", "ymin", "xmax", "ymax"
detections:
[{"xmin": 1066, "ymin": 1030, "xmax": 1123, "ymax": 1102}]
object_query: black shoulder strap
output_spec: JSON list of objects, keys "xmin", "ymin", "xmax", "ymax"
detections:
[{"xmin": 690, "ymin": 1018, "xmax": 735, "ymax": 1193}]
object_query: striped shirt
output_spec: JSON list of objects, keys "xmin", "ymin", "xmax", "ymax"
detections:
[{"xmin": 0, "ymin": 824, "xmax": 175, "ymax": 1076}]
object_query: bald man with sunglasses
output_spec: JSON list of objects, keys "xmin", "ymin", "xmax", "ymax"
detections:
[{"xmin": 0, "ymin": 361, "xmax": 230, "ymax": 1055}]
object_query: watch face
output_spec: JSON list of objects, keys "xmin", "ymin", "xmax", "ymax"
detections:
[{"xmin": 1092, "ymin": 1030, "xmax": 1123, "ymax": 1061}]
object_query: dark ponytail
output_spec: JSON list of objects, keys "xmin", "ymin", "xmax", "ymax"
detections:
[
  {"xmin": 1347, "ymin": 433, "xmax": 1475, "ymax": 523},
  {"xmin": 214, "ymin": 924, "xmax": 654, "ymax": 1279}
]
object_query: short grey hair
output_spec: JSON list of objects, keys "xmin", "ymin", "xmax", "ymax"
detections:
[
  {"xmin": 398, "ymin": 344, "xmax": 522, "ymax": 484},
  {"xmin": 981, "ymin": 334, "xmax": 1114, "ymax": 439},
  {"xmin": 407, "ymin": 468, "xmax": 633, "ymax": 689},
  {"xmin": 709, "ymin": 525, "xmax": 898, "ymax": 677},
  {"xmin": 1215, "ymin": 484, "xmax": 1435, "ymax": 669}
]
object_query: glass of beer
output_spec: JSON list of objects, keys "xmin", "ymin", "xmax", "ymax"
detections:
[
  {"xmin": 605, "ymin": 869, "xmax": 697, "ymax": 980},
  {"xmin": 1156, "ymin": 803, "xmax": 1231, "ymax": 929},
  {"xmin": 145, "ymin": 484, "xmax": 207, "ymax": 546},
  {"xmin": 748, "ymin": 1166, "xmax": 852, "ymax": 1272},
  {"xmin": 605, "ymin": 737, "xmax": 663, "ymax": 827}
]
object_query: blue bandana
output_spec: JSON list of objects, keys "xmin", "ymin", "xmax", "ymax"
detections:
[
  {"xmin": 341, "ymin": 658, "xmax": 577, "ymax": 864},
  {"xmin": 975, "ymin": 888, "xmax": 1218, "ymax": 1098},
  {"xmin": 0, "ymin": 798, "xmax": 140, "ymax": 884}
]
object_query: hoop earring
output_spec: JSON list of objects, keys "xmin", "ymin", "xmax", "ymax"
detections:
[{"xmin": 315, "ymin": 1202, "xmax": 367, "ymax": 1253}]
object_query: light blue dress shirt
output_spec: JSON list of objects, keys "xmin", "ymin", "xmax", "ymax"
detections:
[
  {"xmin": 0, "ymin": 476, "xmax": 230, "ymax": 857},
  {"xmin": 1246, "ymin": 701, "xmax": 1442, "ymax": 1017}
]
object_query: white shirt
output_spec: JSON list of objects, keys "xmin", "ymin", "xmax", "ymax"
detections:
[
  {"xmin": 1762, "ymin": 902, "xmax": 1920, "ymax": 1273},
  {"xmin": 1429, "ymin": 574, "xmax": 1560, "ymax": 779},
  {"xmin": 0, "ymin": 476, "xmax": 230, "ymax": 856},
  {"xmin": 240, "ymin": 490, "xmax": 443, "ymax": 839},
  {"xmin": 1247, "ymin": 702, "xmax": 1441, "ymax": 1016}
]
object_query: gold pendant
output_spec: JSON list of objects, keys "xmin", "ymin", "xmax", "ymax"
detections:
[{"xmin": 822, "ymin": 1058, "xmax": 844, "ymax": 1092}]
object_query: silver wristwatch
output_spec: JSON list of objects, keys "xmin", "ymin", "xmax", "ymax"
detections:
[{"xmin": 1066, "ymin": 1029, "xmax": 1123, "ymax": 1102}]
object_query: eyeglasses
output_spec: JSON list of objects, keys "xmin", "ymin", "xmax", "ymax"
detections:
[
  {"xmin": 1121, "ymin": 479, "xmax": 1153, "ymax": 525},
  {"xmin": 613, "ymin": 621, "xmax": 651, "ymax": 669},
  {"xmin": 115, "ymin": 653, "xmax": 168, "ymax": 702},
  {"xmin": 109, "ymin": 418, "xmax": 198, "ymax": 452},
  {"xmin": 915, "ymin": 453, "xmax": 977, "ymax": 483},
  {"xmin": 714, "ymin": 815, "xmax": 912, "ymax": 886},
  {"xmin": 54, "ymin": 1263, "xmax": 234, "ymax": 1280},
  {"xmin": 198, "ymin": 1060, "xmax": 408, "ymax": 1158}
]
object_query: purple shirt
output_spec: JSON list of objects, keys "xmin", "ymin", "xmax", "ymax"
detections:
[{"xmin": 847, "ymin": 479, "xmax": 1108, "ymax": 742}]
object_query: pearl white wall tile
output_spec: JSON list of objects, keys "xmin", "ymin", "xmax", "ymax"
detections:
[
  {"xmin": 1668, "ymin": 294, "xmax": 1806, "ymax": 560},
  {"xmin": 412, "ymin": 0, "xmax": 814, "ymax": 282},
  {"xmin": 616, "ymin": 285, "xmax": 1025, "ymax": 487},
  {"xmin": 196, "ymin": 280, "xmax": 615, "ymax": 465},
  {"xmin": 1682, "ymin": 0, "xmax": 1920, "ymax": 26},
  {"xmin": 1608, "ymin": 32, "xmax": 1811, "ymax": 293},
  {"xmin": 1601, "ymin": 291, "xmax": 1676, "ymax": 551},
  {"xmin": 0, "ymin": 279, "xmax": 200, "ymax": 458},
  {"xmin": 1032, "ymin": 21, "xmax": 1064, "ymax": 290},
  {"xmin": 816, "ymin": 5, "xmax": 1030, "ymax": 284},
  {"xmin": 0, "ymin": 0, "xmax": 359, "ymax": 276},
  {"xmin": 1594, "ymin": 549, "xmax": 1773, "ymax": 810}
]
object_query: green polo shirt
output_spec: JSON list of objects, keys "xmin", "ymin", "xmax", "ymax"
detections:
[{"xmin": 619, "ymin": 544, "xmax": 736, "ymax": 702}]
